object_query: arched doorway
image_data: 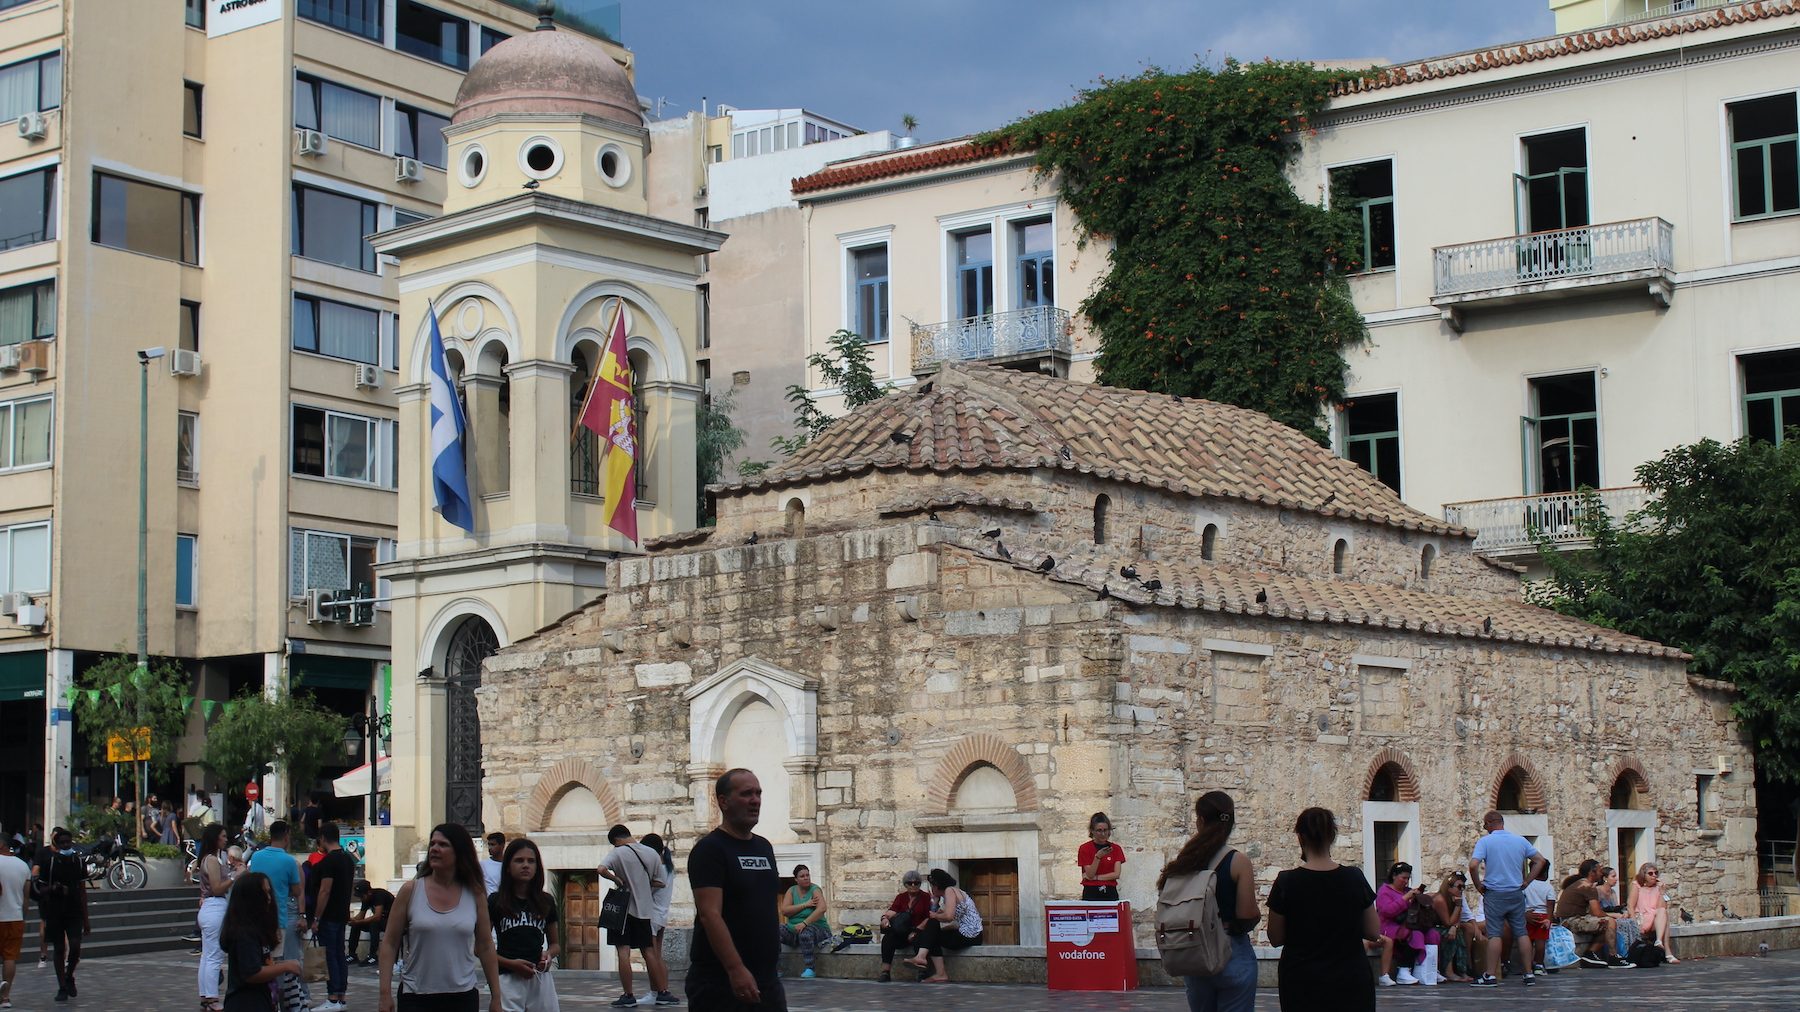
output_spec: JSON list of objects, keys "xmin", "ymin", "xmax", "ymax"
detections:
[{"xmin": 443, "ymin": 616, "xmax": 498, "ymax": 833}]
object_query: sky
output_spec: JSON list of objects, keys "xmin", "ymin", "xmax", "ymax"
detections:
[{"xmin": 622, "ymin": 1, "xmax": 1558, "ymax": 141}]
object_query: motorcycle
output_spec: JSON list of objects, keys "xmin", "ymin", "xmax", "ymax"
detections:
[{"xmin": 79, "ymin": 835, "xmax": 147, "ymax": 890}]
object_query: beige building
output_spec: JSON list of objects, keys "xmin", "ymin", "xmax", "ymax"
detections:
[
  {"xmin": 0, "ymin": 0, "xmax": 628, "ymax": 833},
  {"xmin": 472, "ymin": 362, "xmax": 1756, "ymax": 958}
]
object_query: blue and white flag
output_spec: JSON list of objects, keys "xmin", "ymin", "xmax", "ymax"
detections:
[{"xmin": 426, "ymin": 301, "xmax": 475, "ymax": 532}]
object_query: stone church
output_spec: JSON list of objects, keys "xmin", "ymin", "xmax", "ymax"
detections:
[{"xmin": 473, "ymin": 362, "xmax": 1757, "ymax": 954}]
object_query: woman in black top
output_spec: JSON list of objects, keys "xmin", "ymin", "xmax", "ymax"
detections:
[
  {"xmin": 488, "ymin": 838, "xmax": 560, "ymax": 1011},
  {"xmin": 1265, "ymin": 808, "xmax": 1379, "ymax": 1012},
  {"xmin": 220, "ymin": 871, "xmax": 303, "ymax": 1012}
]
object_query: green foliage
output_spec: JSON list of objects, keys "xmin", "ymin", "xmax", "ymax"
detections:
[
  {"xmin": 1531, "ymin": 436, "xmax": 1800, "ymax": 781},
  {"xmin": 996, "ymin": 60, "xmax": 1367, "ymax": 441},
  {"xmin": 69, "ymin": 803, "xmax": 135, "ymax": 844},
  {"xmin": 202, "ymin": 690, "xmax": 349, "ymax": 799},
  {"xmin": 139, "ymin": 843, "xmax": 182, "ymax": 861},
  {"xmin": 69, "ymin": 655, "xmax": 193, "ymax": 777},
  {"xmin": 696, "ymin": 387, "xmax": 748, "ymax": 524},
  {"xmin": 773, "ymin": 329, "xmax": 888, "ymax": 456}
]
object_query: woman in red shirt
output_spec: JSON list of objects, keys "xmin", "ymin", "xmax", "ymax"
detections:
[
  {"xmin": 1078, "ymin": 812, "xmax": 1125, "ymax": 901},
  {"xmin": 876, "ymin": 870, "xmax": 931, "ymax": 982}
]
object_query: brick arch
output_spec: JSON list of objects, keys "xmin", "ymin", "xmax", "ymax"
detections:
[
  {"xmin": 1361, "ymin": 748, "xmax": 1422, "ymax": 803},
  {"xmin": 1606, "ymin": 757, "xmax": 1652, "ymax": 806},
  {"xmin": 1489, "ymin": 754, "xmax": 1548, "ymax": 812},
  {"xmin": 923, "ymin": 733, "xmax": 1039, "ymax": 817},
  {"xmin": 524, "ymin": 758, "xmax": 624, "ymax": 832}
]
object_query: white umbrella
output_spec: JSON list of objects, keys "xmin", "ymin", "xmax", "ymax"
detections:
[{"xmin": 331, "ymin": 755, "xmax": 392, "ymax": 798}]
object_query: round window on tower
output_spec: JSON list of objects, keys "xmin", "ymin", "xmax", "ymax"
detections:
[
  {"xmin": 518, "ymin": 135, "xmax": 565, "ymax": 181},
  {"xmin": 597, "ymin": 143, "xmax": 631, "ymax": 188},
  {"xmin": 458, "ymin": 144, "xmax": 488, "ymax": 188}
]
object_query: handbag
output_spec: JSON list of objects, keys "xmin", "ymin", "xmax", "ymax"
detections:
[
  {"xmin": 599, "ymin": 845, "xmax": 658, "ymax": 933},
  {"xmin": 1543, "ymin": 924, "xmax": 1579, "ymax": 969},
  {"xmin": 888, "ymin": 910, "xmax": 913, "ymax": 935},
  {"xmin": 302, "ymin": 938, "xmax": 327, "ymax": 983}
]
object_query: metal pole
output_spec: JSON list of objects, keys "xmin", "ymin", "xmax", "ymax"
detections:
[
  {"xmin": 136, "ymin": 359, "xmax": 149, "ymax": 670},
  {"xmin": 366, "ymin": 704, "xmax": 377, "ymax": 827}
]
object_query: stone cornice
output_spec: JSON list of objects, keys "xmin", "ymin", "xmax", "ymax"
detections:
[{"xmin": 373, "ymin": 191, "xmax": 726, "ymax": 258}]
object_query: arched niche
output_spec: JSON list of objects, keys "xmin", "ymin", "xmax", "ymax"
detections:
[
  {"xmin": 684, "ymin": 658, "xmax": 819, "ymax": 842},
  {"xmin": 554, "ymin": 281, "xmax": 689, "ymax": 385}
]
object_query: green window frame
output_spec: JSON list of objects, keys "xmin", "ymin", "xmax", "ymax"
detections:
[
  {"xmin": 1522, "ymin": 372, "xmax": 1600, "ymax": 494},
  {"xmin": 1341, "ymin": 392, "xmax": 1401, "ymax": 494},
  {"xmin": 1729, "ymin": 94, "xmax": 1800, "ymax": 221},
  {"xmin": 1742, "ymin": 348, "xmax": 1800, "ymax": 445},
  {"xmin": 1329, "ymin": 160, "xmax": 1395, "ymax": 272}
]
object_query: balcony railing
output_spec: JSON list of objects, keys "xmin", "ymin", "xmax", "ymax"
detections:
[
  {"xmin": 1433, "ymin": 217, "xmax": 1674, "ymax": 302},
  {"xmin": 911, "ymin": 306, "xmax": 1072, "ymax": 374},
  {"xmin": 1442, "ymin": 486, "xmax": 1650, "ymax": 555}
]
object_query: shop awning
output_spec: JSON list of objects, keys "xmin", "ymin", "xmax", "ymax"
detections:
[
  {"xmin": 332, "ymin": 756, "xmax": 391, "ymax": 798},
  {"xmin": 293, "ymin": 654, "xmax": 374, "ymax": 692},
  {"xmin": 0, "ymin": 651, "xmax": 45, "ymax": 702}
]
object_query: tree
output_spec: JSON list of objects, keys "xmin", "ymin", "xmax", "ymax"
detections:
[
  {"xmin": 997, "ymin": 59, "xmax": 1366, "ymax": 442},
  {"xmin": 901, "ymin": 113, "xmax": 919, "ymax": 137},
  {"xmin": 695, "ymin": 387, "xmax": 748, "ymax": 525},
  {"xmin": 202, "ymin": 689, "xmax": 349, "ymax": 810},
  {"xmin": 69, "ymin": 655, "xmax": 193, "ymax": 842},
  {"xmin": 771, "ymin": 329, "xmax": 887, "ymax": 456},
  {"xmin": 1531, "ymin": 435, "xmax": 1800, "ymax": 782}
]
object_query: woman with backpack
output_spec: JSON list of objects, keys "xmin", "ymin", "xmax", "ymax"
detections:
[
  {"xmin": 1158, "ymin": 791, "xmax": 1260, "ymax": 1012},
  {"xmin": 219, "ymin": 871, "xmax": 303, "ymax": 1012},
  {"xmin": 1265, "ymin": 808, "xmax": 1377, "ymax": 1011}
]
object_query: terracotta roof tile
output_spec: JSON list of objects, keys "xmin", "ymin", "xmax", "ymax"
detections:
[
  {"xmin": 877, "ymin": 488, "xmax": 1044, "ymax": 517},
  {"xmin": 791, "ymin": 137, "xmax": 1018, "ymax": 196},
  {"xmin": 716, "ymin": 363, "xmax": 1468, "ymax": 538}
]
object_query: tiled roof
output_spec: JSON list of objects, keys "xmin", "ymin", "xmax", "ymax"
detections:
[
  {"xmin": 791, "ymin": 137, "xmax": 1017, "ymax": 196},
  {"xmin": 936, "ymin": 527, "xmax": 1685, "ymax": 659},
  {"xmin": 1334, "ymin": 1, "xmax": 1799, "ymax": 96},
  {"xmin": 714, "ymin": 363, "xmax": 1467, "ymax": 538},
  {"xmin": 877, "ymin": 488, "xmax": 1043, "ymax": 518},
  {"xmin": 644, "ymin": 528, "xmax": 714, "ymax": 551}
]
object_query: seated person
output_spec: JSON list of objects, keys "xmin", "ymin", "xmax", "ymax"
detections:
[
  {"xmin": 1553, "ymin": 860, "xmax": 1624, "ymax": 967},
  {"xmin": 778, "ymin": 864, "xmax": 832, "ymax": 978},
  {"xmin": 877, "ymin": 870, "xmax": 931, "ymax": 982},
  {"xmin": 347, "ymin": 878, "xmax": 394, "ymax": 965},
  {"xmin": 1596, "ymin": 866, "xmax": 1622, "ymax": 912}
]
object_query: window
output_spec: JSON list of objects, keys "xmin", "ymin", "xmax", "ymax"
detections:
[
  {"xmin": 1014, "ymin": 218, "xmax": 1054, "ymax": 308},
  {"xmin": 294, "ymin": 74, "xmax": 381, "ymax": 150},
  {"xmin": 0, "ymin": 51, "xmax": 60, "ymax": 123},
  {"xmin": 1743, "ymin": 348, "xmax": 1800, "ymax": 445},
  {"xmin": 184, "ymin": 0, "xmax": 205, "ymax": 28},
  {"xmin": 1332, "ymin": 538, "xmax": 1348, "ymax": 575},
  {"xmin": 297, "ymin": 0, "xmax": 382, "ymax": 42},
  {"xmin": 1342, "ymin": 393, "xmax": 1401, "ymax": 494},
  {"xmin": 0, "ymin": 280, "xmax": 54, "ymax": 346},
  {"xmin": 392, "ymin": 208, "xmax": 431, "ymax": 228},
  {"xmin": 1696, "ymin": 774, "xmax": 1716, "ymax": 830},
  {"xmin": 955, "ymin": 228, "xmax": 994, "ymax": 319},
  {"xmin": 478, "ymin": 25, "xmax": 509, "ymax": 55},
  {"xmin": 1730, "ymin": 94, "xmax": 1799, "ymax": 220},
  {"xmin": 850, "ymin": 245, "xmax": 889, "ymax": 344},
  {"xmin": 1420, "ymin": 544, "xmax": 1436, "ymax": 579},
  {"xmin": 397, "ymin": 1, "xmax": 468, "ymax": 69},
  {"xmin": 182, "ymin": 81, "xmax": 202, "ymax": 138},
  {"xmin": 708, "ymin": 144, "xmax": 723, "ymax": 163},
  {"xmin": 1331, "ymin": 160, "xmax": 1395, "ymax": 271},
  {"xmin": 696, "ymin": 283, "xmax": 710, "ymax": 350},
  {"xmin": 394, "ymin": 103, "xmax": 449, "ymax": 169},
  {"xmin": 0, "ymin": 167, "xmax": 56, "ymax": 251},
  {"xmin": 177, "ymin": 411, "xmax": 198, "ymax": 484},
  {"xmin": 293, "ymin": 293, "xmax": 380, "ymax": 365},
  {"xmin": 1201, "ymin": 523, "xmax": 1218, "ymax": 561},
  {"xmin": 0, "ymin": 396, "xmax": 51, "ymax": 471},
  {"xmin": 179, "ymin": 300, "xmax": 199, "ymax": 353},
  {"xmin": 0, "ymin": 522, "xmax": 48, "ymax": 594},
  {"xmin": 292, "ymin": 184, "xmax": 378, "ymax": 272},
  {"xmin": 1093, "ymin": 494, "xmax": 1109, "ymax": 544},
  {"xmin": 290, "ymin": 528, "xmax": 349, "ymax": 596},
  {"xmin": 175, "ymin": 534, "xmax": 196, "ymax": 608},
  {"xmin": 93, "ymin": 172, "xmax": 200, "ymax": 265},
  {"xmin": 1516, "ymin": 129, "xmax": 1588, "ymax": 232},
  {"xmin": 291, "ymin": 404, "xmax": 395, "ymax": 486},
  {"xmin": 1525, "ymin": 372, "xmax": 1600, "ymax": 493}
]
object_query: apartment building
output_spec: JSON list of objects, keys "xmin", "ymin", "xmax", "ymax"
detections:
[{"xmin": 0, "ymin": 0, "xmax": 627, "ymax": 833}]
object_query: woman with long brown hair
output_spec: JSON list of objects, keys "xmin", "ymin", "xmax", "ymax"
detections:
[
  {"xmin": 378, "ymin": 823, "xmax": 504, "ymax": 1012},
  {"xmin": 489, "ymin": 838, "xmax": 559, "ymax": 1011},
  {"xmin": 196, "ymin": 822, "xmax": 233, "ymax": 1012},
  {"xmin": 1159, "ymin": 791, "xmax": 1259, "ymax": 1012}
]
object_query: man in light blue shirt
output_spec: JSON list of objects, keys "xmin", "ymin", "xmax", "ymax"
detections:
[
  {"xmin": 248, "ymin": 820, "xmax": 309, "ymax": 985},
  {"xmin": 1467, "ymin": 810, "xmax": 1548, "ymax": 987}
]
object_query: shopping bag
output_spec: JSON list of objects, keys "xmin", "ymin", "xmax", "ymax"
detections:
[
  {"xmin": 599, "ymin": 886, "xmax": 631, "ymax": 933},
  {"xmin": 303, "ymin": 941, "xmax": 327, "ymax": 983}
]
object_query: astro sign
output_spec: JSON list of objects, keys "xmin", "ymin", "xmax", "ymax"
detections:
[{"xmin": 207, "ymin": 0, "xmax": 284, "ymax": 39}]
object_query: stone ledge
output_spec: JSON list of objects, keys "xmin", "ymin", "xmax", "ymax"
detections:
[{"xmin": 1669, "ymin": 915, "xmax": 1800, "ymax": 958}]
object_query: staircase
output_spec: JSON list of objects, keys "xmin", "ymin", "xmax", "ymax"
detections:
[{"xmin": 57, "ymin": 885, "xmax": 198, "ymax": 959}]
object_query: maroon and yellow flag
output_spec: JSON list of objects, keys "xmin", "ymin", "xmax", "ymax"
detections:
[{"xmin": 574, "ymin": 298, "xmax": 638, "ymax": 542}]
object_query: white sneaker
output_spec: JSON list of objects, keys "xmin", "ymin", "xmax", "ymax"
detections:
[
  {"xmin": 1377, "ymin": 974, "xmax": 1396, "ymax": 986},
  {"xmin": 314, "ymin": 1002, "xmax": 347, "ymax": 1012},
  {"xmin": 1396, "ymin": 968, "xmax": 1420, "ymax": 985}
]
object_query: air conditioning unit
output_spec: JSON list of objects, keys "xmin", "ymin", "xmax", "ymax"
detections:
[
  {"xmin": 295, "ymin": 128, "xmax": 328, "ymax": 157},
  {"xmin": 304, "ymin": 588, "xmax": 334, "ymax": 624},
  {"xmin": 168, "ymin": 348, "xmax": 203, "ymax": 378},
  {"xmin": 18, "ymin": 341, "xmax": 48, "ymax": 374},
  {"xmin": 394, "ymin": 156, "xmax": 423, "ymax": 183},
  {"xmin": 17, "ymin": 111, "xmax": 46, "ymax": 141},
  {"xmin": 0, "ymin": 592, "xmax": 25, "ymax": 616},
  {"xmin": 0, "ymin": 346, "xmax": 20, "ymax": 372},
  {"xmin": 15, "ymin": 603, "xmax": 43, "ymax": 627},
  {"xmin": 353, "ymin": 363, "xmax": 382, "ymax": 389}
]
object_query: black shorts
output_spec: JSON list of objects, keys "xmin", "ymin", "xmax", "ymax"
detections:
[
  {"xmin": 397, "ymin": 990, "xmax": 478, "ymax": 1012},
  {"xmin": 608, "ymin": 915, "xmax": 653, "ymax": 950},
  {"xmin": 684, "ymin": 970, "xmax": 786, "ymax": 1012},
  {"xmin": 1082, "ymin": 885, "xmax": 1120, "ymax": 901}
]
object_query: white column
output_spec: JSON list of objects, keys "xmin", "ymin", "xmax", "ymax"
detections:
[
  {"xmin": 263, "ymin": 651, "xmax": 287, "ymax": 820},
  {"xmin": 43, "ymin": 649, "xmax": 73, "ymax": 831}
]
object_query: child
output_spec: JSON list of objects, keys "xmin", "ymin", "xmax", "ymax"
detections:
[
  {"xmin": 489, "ymin": 838, "xmax": 562, "ymax": 1011},
  {"xmin": 220, "ymin": 871, "xmax": 303, "ymax": 1012}
]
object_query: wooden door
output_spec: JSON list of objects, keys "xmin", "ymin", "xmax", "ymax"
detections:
[
  {"xmin": 959, "ymin": 858, "xmax": 1019, "ymax": 945},
  {"xmin": 560, "ymin": 872, "xmax": 603, "ymax": 970}
]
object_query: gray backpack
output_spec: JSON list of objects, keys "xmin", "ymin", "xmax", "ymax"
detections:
[{"xmin": 1155, "ymin": 847, "xmax": 1234, "ymax": 977}]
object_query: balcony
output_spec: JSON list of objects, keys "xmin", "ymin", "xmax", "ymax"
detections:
[
  {"xmin": 910, "ymin": 306, "xmax": 1072, "ymax": 376},
  {"xmin": 1431, "ymin": 217, "xmax": 1674, "ymax": 330},
  {"xmin": 1442, "ymin": 486, "xmax": 1650, "ymax": 556}
]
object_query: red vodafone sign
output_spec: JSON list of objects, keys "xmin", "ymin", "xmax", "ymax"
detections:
[{"xmin": 245, "ymin": 781, "xmax": 261, "ymax": 803}]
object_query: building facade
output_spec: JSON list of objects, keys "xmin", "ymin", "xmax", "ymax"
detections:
[{"xmin": 0, "ymin": 0, "xmax": 626, "ymax": 833}]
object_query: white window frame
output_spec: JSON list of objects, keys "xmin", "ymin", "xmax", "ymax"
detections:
[
  {"xmin": 177, "ymin": 410, "xmax": 199, "ymax": 486},
  {"xmin": 0, "ymin": 394, "xmax": 52, "ymax": 474},
  {"xmin": 289, "ymin": 527, "xmax": 350, "ymax": 597},
  {"xmin": 292, "ymin": 404, "xmax": 397, "ymax": 489},
  {"xmin": 175, "ymin": 532, "xmax": 198, "ymax": 609},
  {"xmin": 936, "ymin": 199, "xmax": 1061, "ymax": 324},
  {"xmin": 837, "ymin": 225, "xmax": 894, "ymax": 377},
  {"xmin": 0, "ymin": 520, "xmax": 50, "ymax": 594}
]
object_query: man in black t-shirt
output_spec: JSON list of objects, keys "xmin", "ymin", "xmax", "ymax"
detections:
[
  {"xmin": 308, "ymin": 823, "xmax": 358, "ymax": 1011},
  {"xmin": 686, "ymin": 768, "xmax": 785, "ymax": 1011},
  {"xmin": 347, "ymin": 880, "xmax": 393, "ymax": 965},
  {"xmin": 35, "ymin": 828, "xmax": 86, "ymax": 1002}
]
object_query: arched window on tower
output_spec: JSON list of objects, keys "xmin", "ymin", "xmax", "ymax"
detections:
[
  {"xmin": 628, "ymin": 348, "xmax": 651, "ymax": 503},
  {"xmin": 1093, "ymin": 494, "xmax": 1110, "ymax": 544},
  {"xmin": 1201, "ymin": 523, "xmax": 1218, "ymax": 561},
  {"xmin": 1333, "ymin": 538, "xmax": 1348, "ymax": 575},
  {"xmin": 569, "ymin": 344, "xmax": 600, "ymax": 496}
]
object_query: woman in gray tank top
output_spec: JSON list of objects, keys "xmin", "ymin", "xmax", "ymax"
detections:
[{"xmin": 377, "ymin": 823, "xmax": 503, "ymax": 1012}]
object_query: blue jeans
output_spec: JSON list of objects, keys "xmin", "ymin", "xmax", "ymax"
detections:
[
  {"xmin": 319, "ymin": 919, "xmax": 348, "ymax": 996},
  {"xmin": 1183, "ymin": 933, "xmax": 1257, "ymax": 1012}
]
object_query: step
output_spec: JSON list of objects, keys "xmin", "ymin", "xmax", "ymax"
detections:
[{"xmin": 86, "ymin": 885, "xmax": 192, "ymax": 905}]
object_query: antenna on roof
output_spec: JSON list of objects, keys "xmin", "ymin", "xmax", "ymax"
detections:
[{"xmin": 535, "ymin": 0, "xmax": 555, "ymax": 31}]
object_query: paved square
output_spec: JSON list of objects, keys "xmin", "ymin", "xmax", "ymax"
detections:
[{"xmin": 6, "ymin": 950, "xmax": 1799, "ymax": 1010}]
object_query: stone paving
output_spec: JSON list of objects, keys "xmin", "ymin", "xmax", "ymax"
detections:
[{"xmin": 6, "ymin": 949, "xmax": 1800, "ymax": 1010}]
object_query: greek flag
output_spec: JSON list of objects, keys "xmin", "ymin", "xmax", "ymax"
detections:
[{"xmin": 426, "ymin": 302, "xmax": 475, "ymax": 532}]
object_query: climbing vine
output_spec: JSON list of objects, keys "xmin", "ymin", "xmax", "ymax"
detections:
[{"xmin": 997, "ymin": 59, "xmax": 1367, "ymax": 442}]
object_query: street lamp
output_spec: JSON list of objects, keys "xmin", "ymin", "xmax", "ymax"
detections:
[
  {"xmin": 136, "ymin": 347, "xmax": 165, "ymax": 672},
  {"xmin": 345, "ymin": 706, "xmax": 392, "ymax": 826}
]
